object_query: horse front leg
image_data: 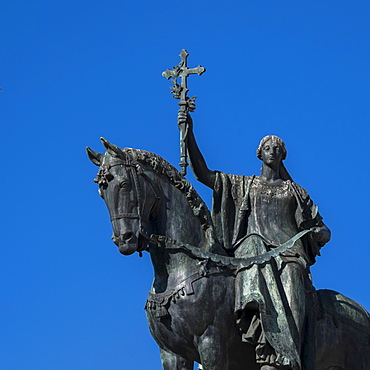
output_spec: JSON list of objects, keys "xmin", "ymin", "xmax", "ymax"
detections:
[
  {"xmin": 197, "ymin": 325, "xmax": 229, "ymax": 370},
  {"xmin": 160, "ymin": 347, "xmax": 193, "ymax": 370}
]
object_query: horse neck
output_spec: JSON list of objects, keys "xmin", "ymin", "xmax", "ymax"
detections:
[
  {"xmin": 149, "ymin": 175, "xmax": 209, "ymax": 293},
  {"xmin": 161, "ymin": 180, "xmax": 206, "ymax": 244}
]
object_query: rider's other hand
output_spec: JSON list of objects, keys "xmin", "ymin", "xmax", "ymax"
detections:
[{"xmin": 312, "ymin": 227, "xmax": 330, "ymax": 244}]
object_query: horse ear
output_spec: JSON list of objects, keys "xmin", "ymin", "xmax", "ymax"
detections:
[
  {"xmin": 86, "ymin": 146, "xmax": 103, "ymax": 166},
  {"xmin": 100, "ymin": 137, "xmax": 125, "ymax": 159}
]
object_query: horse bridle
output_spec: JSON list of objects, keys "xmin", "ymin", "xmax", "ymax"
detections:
[{"xmin": 99, "ymin": 158, "xmax": 161, "ymax": 255}]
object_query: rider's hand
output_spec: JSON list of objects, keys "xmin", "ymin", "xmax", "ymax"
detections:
[
  {"xmin": 178, "ymin": 110, "xmax": 193, "ymax": 130},
  {"xmin": 311, "ymin": 227, "xmax": 331, "ymax": 244}
]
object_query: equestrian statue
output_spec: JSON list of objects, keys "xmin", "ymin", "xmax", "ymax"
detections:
[{"xmin": 86, "ymin": 50, "xmax": 370, "ymax": 370}]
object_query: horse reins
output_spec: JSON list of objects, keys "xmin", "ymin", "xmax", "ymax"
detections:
[{"xmin": 102, "ymin": 159, "xmax": 312, "ymax": 268}]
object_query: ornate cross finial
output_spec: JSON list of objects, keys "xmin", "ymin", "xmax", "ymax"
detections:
[
  {"xmin": 163, "ymin": 50, "xmax": 206, "ymax": 175},
  {"xmin": 162, "ymin": 49, "xmax": 206, "ymax": 111}
]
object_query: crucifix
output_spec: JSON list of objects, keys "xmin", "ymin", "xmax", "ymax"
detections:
[{"xmin": 162, "ymin": 49, "xmax": 206, "ymax": 175}]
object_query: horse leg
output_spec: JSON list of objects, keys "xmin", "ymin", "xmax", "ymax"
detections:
[
  {"xmin": 159, "ymin": 347, "xmax": 193, "ymax": 370},
  {"xmin": 197, "ymin": 325, "xmax": 229, "ymax": 370}
]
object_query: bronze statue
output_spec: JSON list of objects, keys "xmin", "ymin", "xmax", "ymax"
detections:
[{"xmin": 86, "ymin": 50, "xmax": 370, "ymax": 370}]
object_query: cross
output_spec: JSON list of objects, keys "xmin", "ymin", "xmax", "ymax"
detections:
[
  {"xmin": 162, "ymin": 50, "xmax": 206, "ymax": 175},
  {"xmin": 162, "ymin": 49, "xmax": 206, "ymax": 108}
]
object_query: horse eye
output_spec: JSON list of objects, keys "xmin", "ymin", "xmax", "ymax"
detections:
[{"xmin": 120, "ymin": 179, "xmax": 129, "ymax": 190}]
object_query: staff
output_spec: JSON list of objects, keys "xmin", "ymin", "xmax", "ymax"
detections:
[{"xmin": 162, "ymin": 49, "xmax": 206, "ymax": 175}]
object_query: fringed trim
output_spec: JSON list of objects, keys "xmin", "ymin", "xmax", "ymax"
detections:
[{"xmin": 145, "ymin": 287, "xmax": 187, "ymax": 318}]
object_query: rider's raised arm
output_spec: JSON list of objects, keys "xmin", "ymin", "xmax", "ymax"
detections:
[{"xmin": 179, "ymin": 111, "xmax": 216, "ymax": 189}]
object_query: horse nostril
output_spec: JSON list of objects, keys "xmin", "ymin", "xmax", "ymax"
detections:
[
  {"xmin": 112, "ymin": 232, "xmax": 135, "ymax": 246},
  {"xmin": 122, "ymin": 232, "xmax": 134, "ymax": 242}
]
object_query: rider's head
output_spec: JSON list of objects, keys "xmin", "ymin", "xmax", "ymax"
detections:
[{"xmin": 256, "ymin": 135, "xmax": 287, "ymax": 161}]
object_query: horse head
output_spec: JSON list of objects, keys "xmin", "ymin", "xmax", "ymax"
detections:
[{"xmin": 86, "ymin": 138, "xmax": 159, "ymax": 256}]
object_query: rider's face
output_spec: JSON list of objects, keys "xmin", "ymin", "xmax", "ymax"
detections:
[{"xmin": 261, "ymin": 139, "xmax": 283, "ymax": 166}]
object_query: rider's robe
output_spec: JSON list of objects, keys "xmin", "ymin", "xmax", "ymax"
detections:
[{"xmin": 212, "ymin": 172, "xmax": 327, "ymax": 369}]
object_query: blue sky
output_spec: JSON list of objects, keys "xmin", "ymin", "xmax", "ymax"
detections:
[{"xmin": 1, "ymin": 1, "xmax": 370, "ymax": 369}]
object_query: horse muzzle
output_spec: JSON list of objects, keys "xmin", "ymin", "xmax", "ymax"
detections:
[
  {"xmin": 112, "ymin": 229, "xmax": 151, "ymax": 255},
  {"xmin": 112, "ymin": 231, "xmax": 138, "ymax": 255}
]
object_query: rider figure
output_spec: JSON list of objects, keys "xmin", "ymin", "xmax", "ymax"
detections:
[{"xmin": 180, "ymin": 111, "xmax": 331, "ymax": 370}]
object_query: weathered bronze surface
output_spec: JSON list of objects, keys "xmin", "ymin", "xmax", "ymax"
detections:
[{"xmin": 86, "ymin": 51, "xmax": 370, "ymax": 370}]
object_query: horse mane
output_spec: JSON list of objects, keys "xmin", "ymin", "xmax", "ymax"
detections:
[{"xmin": 123, "ymin": 148, "xmax": 212, "ymax": 231}]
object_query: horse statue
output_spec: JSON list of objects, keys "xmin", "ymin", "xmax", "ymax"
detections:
[{"xmin": 87, "ymin": 138, "xmax": 370, "ymax": 370}]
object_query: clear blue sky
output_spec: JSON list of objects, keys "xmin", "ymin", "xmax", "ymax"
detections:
[{"xmin": 1, "ymin": 1, "xmax": 370, "ymax": 369}]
